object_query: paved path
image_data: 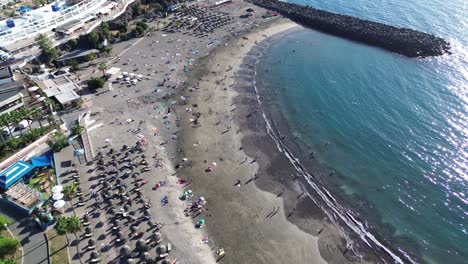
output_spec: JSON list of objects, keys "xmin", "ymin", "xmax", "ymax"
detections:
[{"xmin": 0, "ymin": 207, "xmax": 49, "ymax": 264}]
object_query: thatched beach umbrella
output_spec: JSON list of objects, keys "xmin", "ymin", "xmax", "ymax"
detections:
[
  {"xmin": 152, "ymin": 232, "xmax": 162, "ymax": 244},
  {"xmin": 83, "ymin": 214, "xmax": 90, "ymax": 223},
  {"xmin": 156, "ymin": 245, "xmax": 167, "ymax": 255},
  {"xmin": 90, "ymin": 251, "xmax": 100, "ymax": 262},
  {"xmin": 141, "ymin": 252, "xmax": 151, "ymax": 262},
  {"xmin": 88, "ymin": 238, "xmax": 96, "ymax": 249},
  {"xmin": 120, "ymin": 245, "xmax": 131, "ymax": 256}
]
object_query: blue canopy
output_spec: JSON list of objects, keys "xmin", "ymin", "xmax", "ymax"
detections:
[
  {"xmin": 16, "ymin": 6, "xmax": 32, "ymax": 13},
  {"xmin": 0, "ymin": 161, "xmax": 34, "ymax": 189},
  {"xmin": 30, "ymin": 151, "xmax": 53, "ymax": 167}
]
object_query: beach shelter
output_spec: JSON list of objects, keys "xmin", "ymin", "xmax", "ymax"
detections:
[
  {"xmin": 53, "ymin": 200, "xmax": 66, "ymax": 208},
  {"xmin": 52, "ymin": 193, "xmax": 64, "ymax": 200},
  {"xmin": 30, "ymin": 151, "xmax": 53, "ymax": 167},
  {"xmin": 52, "ymin": 185, "xmax": 63, "ymax": 193},
  {"xmin": 0, "ymin": 161, "xmax": 34, "ymax": 189}
]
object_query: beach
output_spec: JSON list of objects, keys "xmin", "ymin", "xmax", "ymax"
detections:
[
  {"xmin": 174, "ymin": 18, "xmax": 369, "ymax": 264},
  {"xmin": 76, "ymin": 2, "xmax": 378, "ymax": 263}
]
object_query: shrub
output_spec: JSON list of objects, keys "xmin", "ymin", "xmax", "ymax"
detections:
[
  {"xmin": 0, "ymin": 236, "xmax": 20, "ymax": 257},
  {"xmin": 47, "ymin": 131, "xmax": 68, "ymax": 153},
  {"xmin": 87, "ymin": 77, "xmax": 105, "ymax": 90},
  {"xmin": 0, "ymin": 216, "xmax": 11, "ymax": 230}
]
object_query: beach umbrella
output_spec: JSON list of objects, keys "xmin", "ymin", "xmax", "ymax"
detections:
[
  {"xmin": 160, "ymin": 259, "xmax": 171, "ymax": 264},
  {"xmin": 83, "ymin": 214, "xmax": 90, "ymax": 222},
  {"xmin": 198, "ymin": 219, "xmax": 205, "ymax": 226},
  {"xmin": 117, "ymin": 231, "xmax": 124, "ymax": 238},
  {"xmin": 126, "ymin": 259, "xmax": 135, "ymax": 264},
  {"xmin": 52, "ymin": 193, "xmax": 64, "ymax": 200},
  {"xmin": 52, "ymin": 185, "xmax": 63, "ymax": 193},
  {"xmin": 144, "ymin": 210, "xmax": 151, "ymax": 217},
  {"xmin": 85, "ymin": 226, "xmax": 93, "ymax": 234},
  {"xmin": 53, "ymin": 200, "xmax": 65, "ymax": 208},
  {"xmin": 141, "ymin": 252, "xmax": 150, "ymax": 262},
  {"xmin": 88, "ymin": 238, "xmax": 96, "ymax": 247},
  {"xmin": 120, "ymin": 245, "xmax": 131, "ymax": 256},
  {"xmin": 109, "ymin": 208, "xmax": 117, "ymax": 215},
  {"xmin": 123, "ymin": 205, "xmax": 130, "ymax": 211},
  {"xmin": 90, "ymin": 251, "xmax": 100, "ymax": 259},
  {"xmin": 153, "ymin": 232, "xmax": 162, "ymax": 244},
  {"xmin": 156, "ymin": 245, "xmax": 167, "ymax": 255},
  {"xmin": 136, "ymin": 239, "xmax": 145, "ymax": 248},
  {"xmin": 130, "ymin": 225, "xmax": 138, "ymax": 232}
]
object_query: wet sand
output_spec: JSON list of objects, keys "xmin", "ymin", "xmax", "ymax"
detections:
[{"xmin": 175, "ymin": 18, "xmax": 368, "ymax": 264}]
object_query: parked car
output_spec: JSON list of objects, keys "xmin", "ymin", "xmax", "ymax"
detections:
[
  {"xmin": 18, "ymin": 120, "xmax": 32, "ymax": 130},
  {"xmin": 1, "ymin": 125, "xmax": 15, "ymax": 137}
]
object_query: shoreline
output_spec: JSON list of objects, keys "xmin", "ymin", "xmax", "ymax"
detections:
[{"xmin": 175, "ymin": 18, "xmax": 365, "ymax": 264}]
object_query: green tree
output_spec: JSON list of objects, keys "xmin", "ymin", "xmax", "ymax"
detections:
[
  {"xmin": 47, "ymin": 131, "xmax": 67, "ymax": 152},
  {"xmin": 0, "ymin": 236, "xmax": 20, "ymax": 257},
  {"xmin": 68, "ymin": 59, "xmax": 79, "ymax": 71},
  {"xmin": 0, "ymin": 216, "xmax": 11, "ymax": 229},
  {"xmin": 54, "ymin": 215, "xmax": 82, "ymax": 262},
  {"xmin": 87, "ymin": 52, "xmax": 96, "ymax": 62},
  {"xmin": 54, "ymin": 216, "xmax": 68, "ymax": 235},
  {"xmin": 98, "ymin": 63, "xmax": 107, "ymax": 77},
  {"xmin": 30, "ymin": 107, "xmax": 43, "ymax": 129},
  {"xmin": 8, "ymin": 111, "xmax": 23, "ymax": 138},
  {"xmin": 132, "ymin": 4, "xmax": 142, "ymax": 18},
  {"xmin": 36, "ymin": 34, "xmax": 58, "ymax": 65},
  {"xmin": 86, "ymin": 32, "xmax": 99, "ymax": 49},
  {"xmin": 71, "ymin": 124, "xmax": 83, "ymax": 135},
  {"xmin": 87, "ymin": 77, "xmax": 105, "ymax": 91},
  {"xmin": 99, "ymin": 22, "xmax": 111, "ymax": 40},
  {"xmin": 0, "ymin": 258, "xmax": 16, "ymax": 264},
  {"xmin": 102, "ymin": 45, "xmax": 112, "ymax": 57}
]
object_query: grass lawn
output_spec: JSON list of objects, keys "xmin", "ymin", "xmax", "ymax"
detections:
[
  {"xmin": 0, "ymin": 229, "xmax": 22, "ymax": 263},
  {"xmin": 47, "ymin": 229, "xmax": 70, "ymax": 264}
]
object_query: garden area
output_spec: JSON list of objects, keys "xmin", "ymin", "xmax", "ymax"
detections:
[{"xmin": 0, "ymin": 216, "xmax": 21, "ymax": 264}]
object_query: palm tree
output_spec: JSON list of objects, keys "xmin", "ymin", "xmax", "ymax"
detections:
[
  {"xmin": 19, "ymin": 108, "xmax": 33, "ymax": 132},
  {"xmin": 0, "ymin": 114, "xmax": 9, "ymax": 144},
  {"xmin": 9, "ymin": 111, "xmax": 23, "ymax": 137},
  {"xmin": 63, "ymin": 182, "xmax": 78, "ymax": 210},
  {"xmin": 98, "ymin": 63, "xmax": 107, "ymax": 77},
  {"xmin": 55, "ymin": 216, "xmax": 83, "ymax": 264},
  {"xmin": 31, "ymin": 107, "xmax": 43, "ymax": 129}
]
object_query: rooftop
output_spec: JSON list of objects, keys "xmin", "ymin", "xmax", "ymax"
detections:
[
  {"xmin": 0, "ymin": 80, "xmax": 23, "ymax": 103},
  {"xmin": 0, "ymin": 66, "xmax": 13, "ymax": 79}
]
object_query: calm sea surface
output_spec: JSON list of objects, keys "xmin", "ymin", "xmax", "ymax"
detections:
[{"xmin": 255, "ymin": 0, "xmax": 467, "ymax": 263}]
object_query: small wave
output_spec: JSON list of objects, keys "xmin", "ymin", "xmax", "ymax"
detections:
[{"xmin": 248, "ymin": 46, "xmax": 418, "ymax": 264}]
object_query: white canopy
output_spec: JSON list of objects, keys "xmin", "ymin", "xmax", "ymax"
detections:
[
  {"xmin": 52, "ymin": 193, "xmax": 64, "ymax": 200},
  {"xmin": 28, "ymin": 86, "xmax": 39, "ymax": 92},
  {"xmin": 52, "ymin": 185, "xmax": 63, "ymax": 193},
  {"xmin": 53, "ymin": 200, "xmax": 66, "ymax": 208}
]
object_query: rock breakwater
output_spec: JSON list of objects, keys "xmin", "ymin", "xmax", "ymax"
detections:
[{"xmin": 249, "ymin": 0, "xmax": 450, "ymax": 57}]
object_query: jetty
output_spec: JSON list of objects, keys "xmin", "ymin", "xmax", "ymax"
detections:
[{"xmin": 249, "ymin": 0, "xmax": 450, "ymax": 57}]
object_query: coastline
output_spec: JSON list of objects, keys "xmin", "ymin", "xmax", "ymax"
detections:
[{"xmin": 176, "ymin": 18, "xmax": 366, "ymax": 264}]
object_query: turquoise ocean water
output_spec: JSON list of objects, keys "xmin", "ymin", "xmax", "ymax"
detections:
[{"xmin": 254, "ymin": 0, "xmax": 467, "ymax": 263}]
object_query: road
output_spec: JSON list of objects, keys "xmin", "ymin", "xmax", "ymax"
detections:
[{"xmin": 0, "ymin": 206, "xmax": 49, "ymax": 264}]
